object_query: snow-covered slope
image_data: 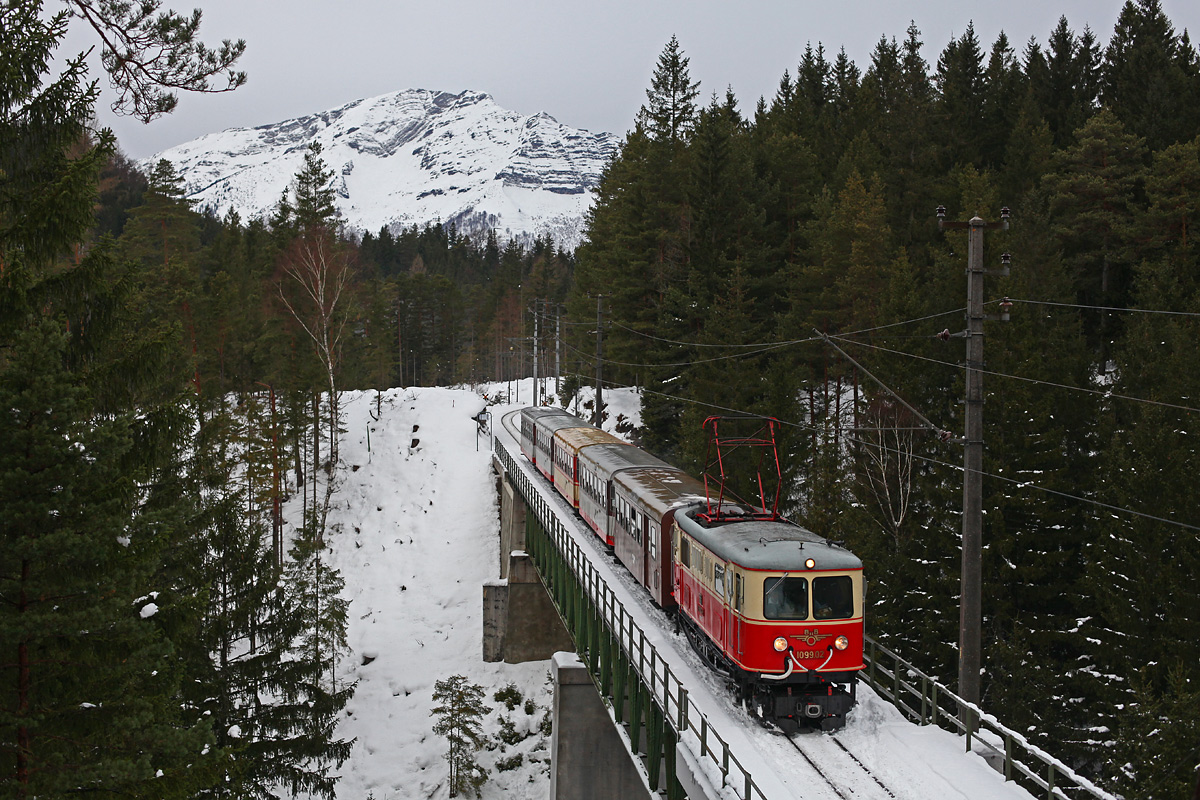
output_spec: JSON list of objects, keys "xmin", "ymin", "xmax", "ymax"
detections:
[{"xmin": 147, "ymin": 90, "xmax": 619, "ymax": 249}]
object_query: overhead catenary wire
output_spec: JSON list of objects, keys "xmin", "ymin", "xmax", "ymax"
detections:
[
  {"xmin": 1008, "ymin": 298, "xmax": 1200, "ymax": 318},
  {"xmin": 558, "ymin": 336, "xmax": 810, "ymax": 369},
  {"xmin": 561, "ymin": 371, "xmax": 1200, "ymax": 536},
  {"xmin": 829, "ymin": 335, "xmax": 1200, "ymax": 416}
]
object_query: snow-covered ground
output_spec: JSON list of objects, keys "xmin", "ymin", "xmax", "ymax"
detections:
[{"xmin": 307, "ymin": 380, "xmax": 1041, "ymax": 800}]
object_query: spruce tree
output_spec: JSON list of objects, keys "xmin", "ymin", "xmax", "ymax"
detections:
[
  {"xmin": 1102, "ymin": 0, "xmax": 1200, "ymax": 151},
  {"xmin": 0, "ymin": 322, "xmax": 215, "ymax": 798},
  {"xmin": 432, "ymin": 676, "xmax": 490, "ymax": 798}
]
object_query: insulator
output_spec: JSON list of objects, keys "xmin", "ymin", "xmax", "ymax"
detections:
[
  {"xmin": 936, "ymin": 328, "xmax": 951, "ymax": 342},
  {"xmin": 936, "ymin": 204, "xmax": 947, "ymax": 219}
]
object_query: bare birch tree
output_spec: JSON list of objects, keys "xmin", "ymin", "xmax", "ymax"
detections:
[
  {"xmin": 278, "ymin": 229, "xmax": 352, "ymax": 541},
  {"xmin": 855, "ymin": 397, "xmax": 917, "ymax": 547}
]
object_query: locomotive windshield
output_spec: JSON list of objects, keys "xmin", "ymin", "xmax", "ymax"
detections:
[
  {"xmin": 763, "ymin": 576, "xmax": 808, "ymax": 620},
  {"xmin": 813, "ymin": 575, "xmax": 854, "ymax": 620}
]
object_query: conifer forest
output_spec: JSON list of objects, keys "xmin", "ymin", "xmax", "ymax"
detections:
[{"xmin": 2, "ymin": 0, "xmax": 1199, "ymax": 797}]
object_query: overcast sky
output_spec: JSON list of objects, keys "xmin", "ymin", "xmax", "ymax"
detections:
[{"xmin": 63, "ymin": 0, "xmax": 1200, "ymax": 160}]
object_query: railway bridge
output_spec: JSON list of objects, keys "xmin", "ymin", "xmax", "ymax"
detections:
[{"xmin": 482, "ymin": 411, "xmax": 1114, "ymax": 800}]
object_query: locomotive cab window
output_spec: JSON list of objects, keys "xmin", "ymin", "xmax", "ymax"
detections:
[
  {"xmin": 813, "ymin": 575, "xmax": 854, "ymax": 620},
  {"xmin": 714, "ymin": 564, "xmax": 725, "ymax": 598},
  {"xmin": 763, "ymin": 576, "xmax": 808, "ymax": 620},
  {"xmin": 680, "ymin": 537, "xmax": 691, "ymax": 569}
]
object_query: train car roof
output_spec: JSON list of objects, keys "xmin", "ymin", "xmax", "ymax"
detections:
[
  {"xmin": 528, "ymin": 409, "xmax": 588, "ymax": 437},
  {"xmin": 580, "ymin": 443, "xmax": 669, "ymax": 478},
  {"xmin": 556, "ymin": 427, "xmax": 624, "ymax": 450},
  {"xmin": 614, "ymin": 465, "xmax": 708, "ymax": 517},
  {"xmin": 522, "ymin": 407, "xmax": 582, "ymax": 425},
  {"xmin": 676, "ymin": 506, "xmax": 861, "ymax": 572}
]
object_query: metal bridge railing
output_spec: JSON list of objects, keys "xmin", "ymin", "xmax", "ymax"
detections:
[
  {"xmin": 862, "ymin": 637, "xmax": 1118, "ymax": 800},
  {"xmin": 496, "ymin": 439, "xmax": 766, "ymax": 800}
]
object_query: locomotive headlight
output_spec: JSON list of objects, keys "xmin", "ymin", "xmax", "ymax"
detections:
[
  {"xmin": 773, "ymin": 637, "xmax": 788, "ymax": 652},
  {"xmin": 805, "ymin": 558, "xmax": 816, "ymax": 569},
  {"xmin": 834, "ymin": 635, "xmax": 849, "ymax": 651}
]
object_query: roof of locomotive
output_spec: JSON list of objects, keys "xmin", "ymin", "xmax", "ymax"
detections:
[
  {"xmin": 675, "ymin": 506, "xmax": 861, "ymax": 572},
  {"xmin": 556, "ymin": 426, "xmax": 624, "ymax": 450},
  {"xmin": 613, "ymin": 465, "xmax": 708, "ymax": 516}
]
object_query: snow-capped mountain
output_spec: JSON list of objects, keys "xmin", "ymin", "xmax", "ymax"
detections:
[{"xmin": 147, "ymin": 89, "xmax": 620, "ymax": 249}]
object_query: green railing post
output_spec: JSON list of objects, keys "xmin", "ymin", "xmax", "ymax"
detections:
[
  {"xmin": 599, "ymin": 629, "xmax": 613, "ymax": 697},
  {"xmin": 629, "ymin": 666, "xmax": 644, "ymax": 755},
  {"xmin": 921, "ymin": 675, "xmax": 929, "ymax": 724},
  {"xmin": 613, "ymin": 646, "xmax": 628, "ymax": 725},
  {"xmin": 869, "ymin": 639, "xmax": 877, "ymax": 687},
  {"xmin": 1047, "ymin": 763, "xmax": 1056, "ymax": 800},
  {"xmin": 893, "ymin": 651, "xmax": 901, "ymax": 701},
  {"xmin": 646, "ymin": 698, "xmax": 663, "ymax": 791},
  {"xmin": 665, "ymin": 723, "xmax": 683, "ymax": 800},
  {"xmin": 1005, "ymin": 733, "xmax": 1013, "ymax": 782}
]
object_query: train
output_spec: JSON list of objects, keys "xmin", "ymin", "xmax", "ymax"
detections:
[{"xmin": 518, "ymin": 407, "xmax": 864, "ymax": 733}]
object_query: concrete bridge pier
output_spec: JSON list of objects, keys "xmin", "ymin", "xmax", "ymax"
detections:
[
  {"xmin": 483, "ymin": 463, "xmax": 574, "ymax": 663},
  {"xmin": 550, "ymin": 652, "xmax": 648, "ymax": 800}
]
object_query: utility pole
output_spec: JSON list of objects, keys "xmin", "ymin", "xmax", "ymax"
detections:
[
  {"xmin": 937, "ymin": 205, "xmax": 1011, "ymax": 715},
  {"xmin": 594, "ymin": 296, "xmax": 604, "ymax": 428},
  {"xmin": 533, "ymin": 299, "xmax": 540, "ymax": 407},
  {"xmin": 555, "ymin": 305, "xmax": 561, "ymax": 400}
]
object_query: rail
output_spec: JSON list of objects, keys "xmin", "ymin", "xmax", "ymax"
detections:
[
  {"xmin": 496, "ymin": 438, "xmax": 766, "ymax": 800},
  {"xmin": 861, "ymin": 637, "xmax": 1118, "ymax": 800}
]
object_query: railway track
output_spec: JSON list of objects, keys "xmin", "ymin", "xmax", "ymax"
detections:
[{"xmin": 781, "ymin": 732, "xmax": 898, "ymax": 800}]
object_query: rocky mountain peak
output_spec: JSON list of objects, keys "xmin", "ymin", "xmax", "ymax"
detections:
[{"xmin": 147, "ymin": 89, "xmax": 619, "ymax": 249}]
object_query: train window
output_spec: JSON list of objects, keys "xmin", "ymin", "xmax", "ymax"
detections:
[
  {"xmin": 813, "ymin": 576, "xmax": 854, "ymax": 620},
  {"xmin": 714, "ymin": 564, "xmax": 725, "ymax": 597},
  {"xmin": 680, "ymin": 537, "xmax": 691, "ymax": 569},
  {"xmin": 763, "ymin": 576, "xmax": 808, "ymax": 620},
  {"xmin": 734, "ymin": 573, "xmax": 744, "ymax": 613},
  {"xmin": 649, "ymin": 523, "xmax": 657, "ymax": 560}
]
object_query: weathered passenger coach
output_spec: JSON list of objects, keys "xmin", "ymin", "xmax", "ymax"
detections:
[
  {"xmin": 521, "ymin": 409, "xmax": 583, "ymax": 483},
  {"xmin": 551, "ymin": 426, "xmax": 624, "ymax": 508},
  {"xmin": 609, "ymin": 463, "xmax": 705, "ymax": 610}
]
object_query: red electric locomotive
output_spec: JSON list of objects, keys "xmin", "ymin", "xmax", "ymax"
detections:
[{"xmin": 516, "ymin": 407, "xmax": 863, "ymax": 731}]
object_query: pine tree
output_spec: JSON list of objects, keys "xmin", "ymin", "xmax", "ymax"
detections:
[
  {"xmin": 1102, "ymin": 0, "xmax": 1200, "ymax": 151},
  {"xmin": 0, "ymin": 322, "xmax": 215, "ymax": 798},
  {"xmin": 1041, "ymin": 109, "xmax": 1147, "ymax": 356},
  {"xmin": 638, "ymin": 35, "xmax": 699, "ymax": 145},
  {"xmin": 432, "ymin": 676, "xmax": 490, "ymax": 798},
  {"xmin": 934, "ymin": 23, "xmax": 987, "ymax": 170},
  {"xmin": 290, "ymin": 142, "xmax": 339, "ymax": 233},
  {"xmin": 1, "ymin": 4, "xmax": 245, "ymax": 794}
]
